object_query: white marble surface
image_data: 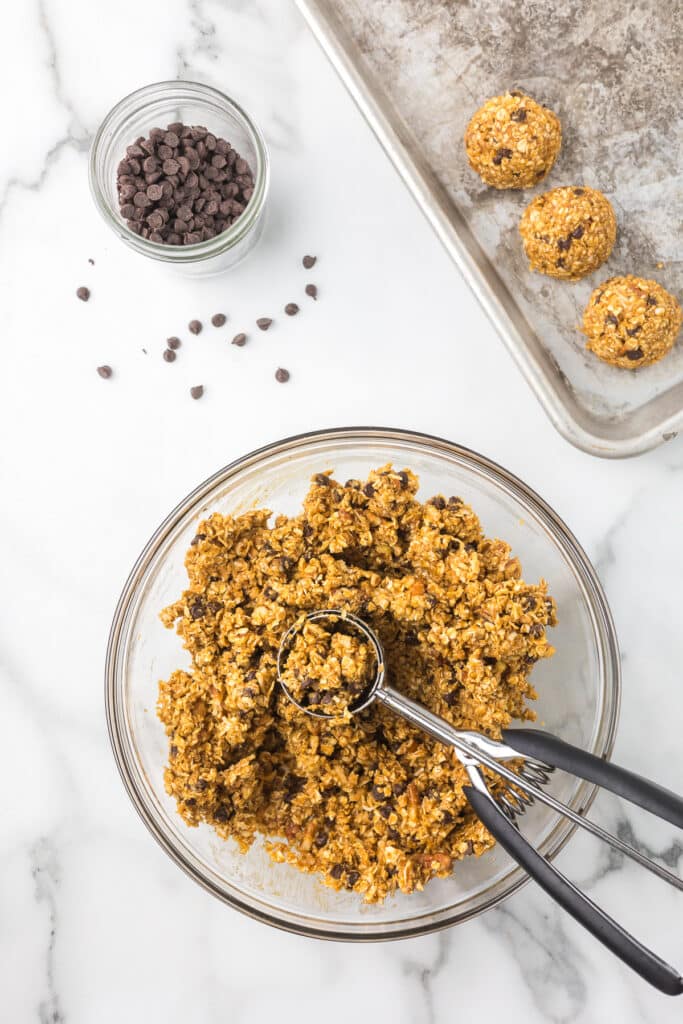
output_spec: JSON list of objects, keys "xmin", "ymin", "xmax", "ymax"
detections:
[{"xmin": 1, "ymin": 1, "xmax": 682, "ymax": 1021}]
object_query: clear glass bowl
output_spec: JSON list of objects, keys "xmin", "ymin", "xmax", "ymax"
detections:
[
  {"xmin": 105, "ymin": 428, "xmax": 620, "ymax": 938},
  {"xmin": 89, "ymin": 81, "xmax": 269, "ymax": 277}
]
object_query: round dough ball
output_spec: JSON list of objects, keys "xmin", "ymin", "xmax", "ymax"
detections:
[
  {"xmin": 519, "ymin": 186, "xmax": 616, "ymax": 279},
  {"xmin": 465, "ymin": 90, "xmax": 561, "ymax": 189},
  {"xmin": 583, "ymin": 276, "xmax": 682, "ymax": 369}
]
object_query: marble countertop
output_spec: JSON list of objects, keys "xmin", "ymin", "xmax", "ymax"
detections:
[{"xmin": 2, "ymin": 1, "xmax": 681, "ymax": 1021}]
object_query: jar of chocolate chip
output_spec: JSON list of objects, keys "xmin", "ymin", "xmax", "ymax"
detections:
[{"xmin": 89, "ymin": 81, "xmax": 269, "ymax": 276}]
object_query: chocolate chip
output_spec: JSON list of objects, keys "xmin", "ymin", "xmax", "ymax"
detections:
[
  {"xmin": 330, "ymin": 864, "xmax": 344, "ymax": 880},
  {"xmin": 189, "ymin": 598, "xmax": 206, "ymax": 619},
  {"xmin": 492, "ymin": 147, "xmax": 513, "ymax": 165},
  {"xmin": 275, "ymin": 367, "xmax": 290, "ymax": 383},
  {"xmin": 626, "ymin": 325, "xmax": 642, "ymax": 337},
  {"xmin": 96, "ymin": 365, "xmax": 112, "ymax": 379},
  {"xmin": 284, "ymin": 303, "xmax": 299, "ymax": 316},
  {"xmin": 163, "ymin": 348, "xmax": 176, "ymax": 362},
  {"xmin": 167, "ymin": 336, "xmax": 181, "ymax": 350},
  {"xmin": 557, "ymin": 236, "xmax": 572, "ymax": 252},
  {"xmin": 363, "ymin": 483, "xmax": 375, "ymax": 498},
  {"xmin": 345, "ymin": 870, "xmax": 360, "ymax": 887},
  {"xmin": 76, "ymin": 286, "xmax": 90, "ymax": 302},
  {"xmin": 305, "ymin": 284, "xmax": 318, "ymax": 300},
  {"xmin": 510, "ymin": 108, "xmax": 527, "ymax": 122},
  {"xmin": 189, "ymin": 319, "xmax": 202, "ymax": 335},
  {"xmin": 646, "ymin": 294, "xmax": 657, "ymax": 306},
  {"xmin": 371, "ymin": 785, "xmax": 387, "ymax": 801},
  {"xmin": 378, "ymin": 805, "xmax": 392, "ymax": 819},
  {"xmin": 428, "ymin": 496, "xmax": 446, "ymax": 509},
  {"xmin": 443, "ymin": 690, "xmax": 459, "ymax": 707},
  {"xmin": 392, "ymin": 782, "xmax": 407, "ymax": 797},
  {"xmin": 302, "ymin": 254, "xmax": 317, "ymax": 269},
  {"xmin": 88, "ymin": 258, "xmax": 95, "ymax": 265},
  {"xmin": 465, "ymin": 541, "xmax": 478, "ymax": 552},
  {"xmin": 625, "ymin": 348, "xmax": 644, "ymax": 361},
  {"xmin": 207, "ymin": 600, "xmax": 223, "ymax": 614},
  {"xmin": 190, "ymin": 533, "xmax": 206, "ymax": 546},
  {"xmin": 556, "ymin": 257, "xmax": 566, "ymax": 269},
  {"xmin": 214, "ymin": 805, "xmax": 230, "ymax": 823},
  {"xmin": 604, "ymin": 314, "xmax": 619, "ymax": 326},
  {"xmin": 190, "ymin": 385, "xmax": 204, "ymax": 400},
  {"xmin": 257, "ymin": 317, "xmax": 273, "ymax": 331},
  {"xmin": 509, "ymin": 90, "xmax": 523, "ymax": 97},
  {"xmin": 211, "ymin": 313, "xmax": 227, "ymax": 327},
  {"xmin": 571, "ymin": 225, "xmax": 584, "ymax": 240},
  {"xmin": 529, "ymin": 623, "xmax": 544, "ymax": 638},
  {"xmin": 314, "ymin": 830, "xmax": 328, "ymax": 848},
  {"xmin": 574, "ymin": 188, "xmax": 584, "ymax": 195},
  {"xmin": 397, "ymin": 470, "xmax": 409, "ymax": 489},
  {"xmin": 232, "ymin": 333, "xmax": 247, "ymax": 347}
]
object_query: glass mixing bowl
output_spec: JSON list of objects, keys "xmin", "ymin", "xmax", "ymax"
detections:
[{"xmin": 105, "ymin": 428, "xmax": 620, "ymax": 939}]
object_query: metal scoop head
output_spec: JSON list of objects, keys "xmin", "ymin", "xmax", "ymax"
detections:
[{"xmin": 276, "ymin": 608, "xmax": 385, "ymax": 719}]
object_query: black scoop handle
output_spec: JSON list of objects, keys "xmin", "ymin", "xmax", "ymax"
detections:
[
  {"xmin": 464, "ymin": 785, "xmax": 683, "ymax": 996},
  {"xmin": 502, "ymin": 729, "xmax": 683, "ymax": 829}
]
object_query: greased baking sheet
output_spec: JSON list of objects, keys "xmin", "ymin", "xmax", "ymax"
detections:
[{"xmin": 298, "ymin": 0, "xmax": 683, "ymax": 457}]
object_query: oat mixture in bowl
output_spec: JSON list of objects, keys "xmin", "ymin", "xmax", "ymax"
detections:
[
  {"xmin": 106, "ymin": 429, "xmax": 620, "ymax": 937},
  {"xmin": 158, "ymin": 466, "xmax": 557, "ymax": 903}
]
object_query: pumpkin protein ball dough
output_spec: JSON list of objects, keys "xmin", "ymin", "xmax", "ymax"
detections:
[
  {"xmin": 583, "ymin": 276, "xmax": 682, "ymax": 369},
  {"xmin": 465, "ymin": 90, "xmax": 561, "ymax": 189},
  {"xmin": 157, "ymin": 465, "xmax": 557, "ymax": 904},
  {"xmin": 519, "ymin": 186, "xmax": 616, "ymax": 279}
]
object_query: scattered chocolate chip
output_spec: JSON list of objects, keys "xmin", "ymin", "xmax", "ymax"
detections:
[
  {"xmin": 626, "ymin": 325, "xmax": 642, "ymax": 337},
  {"xmin": 211, "ymin": 313, "xmax": 227, "ymax": 327},
  {"xmin": 510, "ymin": 108, "xmax": 527, "ymax": 122},
  {"xmin": 96, "ymin": 365, "xmax": 112, "ymax": 379},
  {"xmin": 190, "ymin": 385, "xmax": 204, "ymax": 400},
  {"xmin": 257, "ymin": 317, "xmax": 273, "ymax": 331},
  {"xmin": 189, "ymin": 319, "xmax": 202, "ymax": 335},
  {"xmin": 163, "ymin": 348, "xmax": 176, "ymax": 362},
  {"xmin": 302, "ymin": 254, "xmax": 317, "ymax": 269},
  {"xmin": 76, "ymin": 286, "xmax": 90, "ymax": 302},
  {"xmin": 625, "ymin": 348, "xmax": 644, "ymax": 361},
  {"xmin": 231, "ymin": 332, "xmax": 247, "ymax": 347},
  {"xmin": 492, "ymin": 147, "xmax": 513, "ymax": 165},
  {"xmin": 305, "ymin": 284, "xmax": 318, "ymax": 300},
  {"xmin": 167, "ymin": 336, "xmax": 181, "ymax": 350},
  {"xmin": 571, "ymin": 224, "xmax": 585, "ymax": 240},
  {"xmin": 284, "ymin": 302, "xmax": 299, "ymax": 316},
  {"xmin": 604, "ymin": 314, "xmax": 619, "ymax": 327},
  {"xmin": 275, "ymin": 367, "xmax": 290, "ymax": 383}
]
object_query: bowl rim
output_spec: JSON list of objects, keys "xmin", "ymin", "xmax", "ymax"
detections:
[{"xmin": 105, "ymin": 426, "xmax": 621, "ymax": 939}]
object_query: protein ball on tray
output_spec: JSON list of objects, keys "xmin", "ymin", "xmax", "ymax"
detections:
[
  {"xmin": 464, "ymin": 90, "xmax": 561, "ymax": 189},
  {"xmin": 519, "ymin": 186, "xmax": 616, "ymax": 279},
  {"xmin": 583, "ymin": 276, "xmax": 682, "ymax": 369}
]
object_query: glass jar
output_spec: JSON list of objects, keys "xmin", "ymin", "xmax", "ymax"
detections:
[{"xmin": 89, "ymin": 81, "xmax": 270, "ymax": 277}]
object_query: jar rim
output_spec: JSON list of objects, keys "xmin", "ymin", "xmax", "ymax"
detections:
[{"xmin": 88, "ymin": 80, "xmax": 270, "ymax": 264}]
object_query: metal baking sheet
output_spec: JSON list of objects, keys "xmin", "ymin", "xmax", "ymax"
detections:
[{"xmin": 297, "ymin": 0, "xmax": 683, "ymax": 457}]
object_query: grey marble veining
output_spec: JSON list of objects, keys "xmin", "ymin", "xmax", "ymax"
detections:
[{"xmin": 334, "ymin": 0, "xmax": 683, "ymax": 426}]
